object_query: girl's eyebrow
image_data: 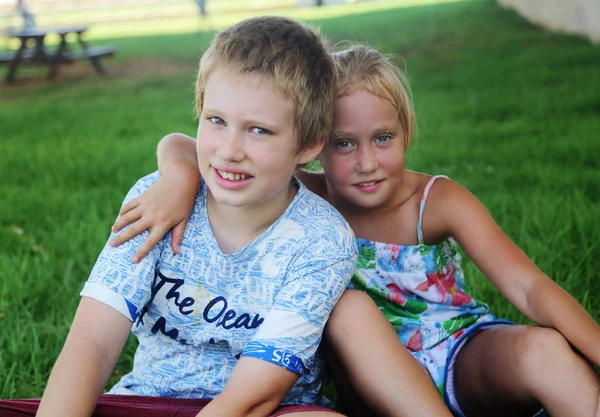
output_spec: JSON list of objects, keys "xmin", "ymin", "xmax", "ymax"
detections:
[
  {"xmin": 331, "ymin": 130, "xmax": 354, "ymax": 139},
  {"xmin": 332, "ymin": 124, "xmax": 395, "ymax": 138},
  {"xmin": 372, "ymin": 124, "xmax": 395, "ymax": 134}
]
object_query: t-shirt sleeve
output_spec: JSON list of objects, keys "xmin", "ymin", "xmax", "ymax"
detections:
[
  {"xmin": 241, "ymin": 239, "xmax": 357, "ymax": 375},
  {"xmin": 80, "ymin": 172, "xmax": 165, "ymax": 322}
]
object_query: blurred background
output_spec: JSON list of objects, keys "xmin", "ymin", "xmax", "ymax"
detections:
[{"xmin": 0, "ymin": 0, "xmax": 599, "ymax": 399}]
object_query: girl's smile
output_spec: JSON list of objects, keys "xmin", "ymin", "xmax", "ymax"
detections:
[{"xmin": 321, "ymin": 89, "xmax": 407, "ymax": 211}]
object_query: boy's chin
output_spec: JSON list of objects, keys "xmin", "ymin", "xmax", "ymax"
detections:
[{"xmin": 207, "ymin": 189, "xmax": 249, "ymax": 208}]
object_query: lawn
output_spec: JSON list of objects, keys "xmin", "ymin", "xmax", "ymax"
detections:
[{"xmin": 1, "ymin": 0, "xmax": 599, "ymax": 399}]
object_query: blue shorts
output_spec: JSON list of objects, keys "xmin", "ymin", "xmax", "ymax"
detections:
[{"xmin": 411, "ymin": 317, "xmax": 546, "ymax": 417}]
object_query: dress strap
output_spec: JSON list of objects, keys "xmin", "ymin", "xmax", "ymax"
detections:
[{"xmin": 417, "ymin": 175, "xmax": 449, "ymax": 244}]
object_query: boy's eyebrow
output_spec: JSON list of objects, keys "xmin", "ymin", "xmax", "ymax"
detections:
[
  {"xmin": 202, "ymin": 107, "xmax": 281, "ymax": 130},
  {"xmin": 202, "ymin": 107, "xmax": 222, "ymax": 116}
]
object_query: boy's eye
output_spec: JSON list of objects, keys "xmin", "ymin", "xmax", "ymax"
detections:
[
  {"xmin": 335, "ymin": 140, "xmax": 354, "ymax": 149},
  {"xmin": 374, "ymin": 134, "xmax": 392, "ymax": 144},
  {"xmin": 208, "ymin": 116, "xmax": 225, "ymax": 125},
  {"xmin": 251, "ymin": 127, "xmax": 271, "ymax": 135}
]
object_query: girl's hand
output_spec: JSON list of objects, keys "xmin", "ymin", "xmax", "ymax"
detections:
[{"xmin": 110, "ymin": 167, "xmax": 200, "ymax": 263}]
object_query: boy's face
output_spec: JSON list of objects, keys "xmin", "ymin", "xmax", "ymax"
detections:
[
  {"xmin": 320, "ymin": 89, "xmax": 407, "ymax": 210},
  {"xmin": 196, "ymin": 71, "xmax": 320, "ymax": 209}
]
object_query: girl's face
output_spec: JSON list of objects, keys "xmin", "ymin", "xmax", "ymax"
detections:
[{"xmin": 320, "ymin": 89, "xmax": 407, "ymax": 211}]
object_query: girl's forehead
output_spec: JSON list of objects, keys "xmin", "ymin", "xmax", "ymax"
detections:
[
  {"xmin": 332, "ymin": 93, "xmax": 400, "ymax": 138},
  {"xmin": 335, "ymin": 90, "xmax": 398, "ymax": 120}
]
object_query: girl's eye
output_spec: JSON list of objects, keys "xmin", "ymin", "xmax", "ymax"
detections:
[
  {"xmin": 335, "ymin": 140, "xmax": 354, "ymax": 149},
  {"xmin": 209, "ymin": 116, "xmax": 225, "ymax": 126},
  {"xmin": 375, "ymin": 134, "xmax": 392, "ymax": 144},
  {"xmin": 251, "ymin": 127, "xmax": 271, "ymax": 135}
]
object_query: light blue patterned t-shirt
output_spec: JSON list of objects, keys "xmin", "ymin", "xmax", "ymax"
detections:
[{"xmin": 81, "ymin": 172, "xmax": 357, "ymax": 405}]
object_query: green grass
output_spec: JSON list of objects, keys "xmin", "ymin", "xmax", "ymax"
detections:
[{"xmin": 1, "ymin": 0, "xmax": 599, "ymax": 399}]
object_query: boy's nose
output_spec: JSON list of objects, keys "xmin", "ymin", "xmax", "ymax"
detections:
[
  {"xmin": 356, "ymin": 146, "xmax": 378, "ymax": 174},
  {"xmin": 216, "ymin": 131, "xmax": 245, "ymax": 162}
]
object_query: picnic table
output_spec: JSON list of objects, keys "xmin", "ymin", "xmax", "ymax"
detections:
[{"xmin": 0, "ymin": 25, "xmax": 116, "ymax": 84}]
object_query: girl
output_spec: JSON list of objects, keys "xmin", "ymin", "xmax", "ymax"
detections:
[{"xmin": 110, "ymin": 44, "xmax": 600, "ymax": 417}]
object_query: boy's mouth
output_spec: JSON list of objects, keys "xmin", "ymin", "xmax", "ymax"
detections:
[{"xmin": 217, "ymin": 169, "xmax": 253, "ymax": 181}]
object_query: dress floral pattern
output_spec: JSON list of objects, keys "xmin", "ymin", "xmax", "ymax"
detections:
[
  {"xmin": 350, "ymin": 237, "xmax": 488, "ymax": 352},
  {"xmin": 348, "ymin": 176, "xmax": 499, "ymax": 400}
]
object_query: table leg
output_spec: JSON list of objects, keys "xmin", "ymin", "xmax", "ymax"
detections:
[
  {"xmin": 5, "ymin": 38, "xmax": 27, "ymax": 84},
  {"xmin": 77, "ymin": 33, "xmax": 105, "ymax": 75},
  {"xmin": 48, "ymin": 34, "xmax": 69, "ymax": 80}
]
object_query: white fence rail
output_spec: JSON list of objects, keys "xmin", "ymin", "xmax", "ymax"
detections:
[{"xmin": 498, "ymin": 0, "xmax": 600, "ymax": 43}]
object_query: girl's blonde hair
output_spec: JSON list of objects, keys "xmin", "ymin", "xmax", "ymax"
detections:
[{"xmin": 331, "ymin": 44, "xmax": 416, "ymax": 146}]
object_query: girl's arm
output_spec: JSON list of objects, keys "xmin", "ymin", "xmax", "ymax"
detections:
[
  {"xmin": 111, "ymin": 134, "xmax": 328, "ymax": 262},
  {"xmin": 427, "ymin": 179, "xmax": 600, "ymax": 367},
  {"xmin": 110, "ymin": 133, "xmax": 200, "ymax": 263},
  {"xmin": 36, "ymin": 297, "xmax": 131, "ymax": 417}
]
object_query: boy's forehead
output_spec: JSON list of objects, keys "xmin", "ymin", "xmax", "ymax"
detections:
[
  {"xmin": 207, "ymin": 67, "xmax": 289, "ymax": 98},
  {"xmin": 203, "ymin": 70, "xmax": 296, "ymax": 124}
]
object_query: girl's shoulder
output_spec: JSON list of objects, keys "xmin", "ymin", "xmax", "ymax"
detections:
[
  {"xmin": 408, "ymin": 172, "xmax": 473, "ymax": 243},
  {"xmin": 405, "ymin": 171, "xmax": 455, "ymax": 203},
  {"xmin": 407, "ymin": 171, "xmax": 466, "ymax": 203}
]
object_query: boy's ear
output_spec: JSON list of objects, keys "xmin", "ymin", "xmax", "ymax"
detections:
[{"xmin": 297, "ymin": 137, "xmax": 325, "ymax": 165}]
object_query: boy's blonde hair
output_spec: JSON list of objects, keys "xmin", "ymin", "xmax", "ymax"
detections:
[
  {"xmin": 331, "ymin": 44, "xmax": 416, "ymax": 146},
  {"xmin": 195, "ymin": 16, "xmax": 336, "ymax": 153}
]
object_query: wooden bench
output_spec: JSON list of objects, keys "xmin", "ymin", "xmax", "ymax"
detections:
[{"xmin": 1, "ymin": 25, "xmax": 117, "ymax": 83}]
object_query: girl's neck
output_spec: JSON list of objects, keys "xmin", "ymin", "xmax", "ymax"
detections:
[
  {"xmin": 206, "ymin": 183, "xmax": 296, "ymax": 254},
  {"xmin": 326, "ymin": 171, "xmax": 424, "ymax": 245}
]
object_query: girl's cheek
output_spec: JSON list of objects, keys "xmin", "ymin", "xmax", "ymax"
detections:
[{"xmin": 327, "ymin": 156, "xmax": 351, "ymax": 183}]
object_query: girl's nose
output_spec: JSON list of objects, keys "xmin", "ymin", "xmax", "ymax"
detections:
[{"xmin": 356, "ymin": 146, "xmax": 378, "ymax": 174}]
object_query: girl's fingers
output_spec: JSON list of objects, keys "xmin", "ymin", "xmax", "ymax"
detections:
[
  {"xmin": 132, "ymin": 230, "xmax": 166, "ymax": 263},
  {"xmin": 119, "ymin": 197, "xmax": 140, "ymax": 216},
  {"xmin": 109, "ymin": 218, "xmax": 149, "ymax": 248},
  {"xmin": 112, "ymin": 207, "xmax": 142, "ymax": 233},
  {"xmin": 171, "ymin": 221, "xmax": 188, "ymax": 254}
]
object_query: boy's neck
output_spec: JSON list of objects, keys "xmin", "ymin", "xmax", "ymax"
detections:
[{"xmin": 206, "ymin": 182, "xmax": 298, "ymax": 254}]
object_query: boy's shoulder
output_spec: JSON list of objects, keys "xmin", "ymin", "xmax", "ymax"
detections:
[
  {"xmin": 126, "ymin": 171, "xmax": 162, "ymax": 201},
  {"xmin": 280, "ymin": 180, "xmax": 357, "ymax": 257}
]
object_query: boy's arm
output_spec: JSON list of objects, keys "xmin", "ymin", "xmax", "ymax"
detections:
[
  {"xmin": 111, "ymin": 133, "xmax": 199, "ymax": 262},
  {"xmin": 429, "ymin": 178, "xmax": 600, "ymax": 367},
  {"xmin": 200, "ymin": 239, "xmax": 356, "ymax": 417},
  {"xmin": 36, "ymin": 297, "xmax": 131, "ymax": 417},
  {"xmin": 197, "ymin": 357, "xmax": 298, "ymax": 417}
]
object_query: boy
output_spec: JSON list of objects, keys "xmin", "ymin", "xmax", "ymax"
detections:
[{"xmin": 1, "ymin": 16, "xmax": 356, "ymax": 417}]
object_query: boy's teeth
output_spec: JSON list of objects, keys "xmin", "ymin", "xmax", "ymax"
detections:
[
  {"xmin": 360, "ymin": 181, "xmax": 376, "ymax": 186},
  {"xmin": 218, "ymin": 169, "xmax": 248, "ymax": 181}
]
